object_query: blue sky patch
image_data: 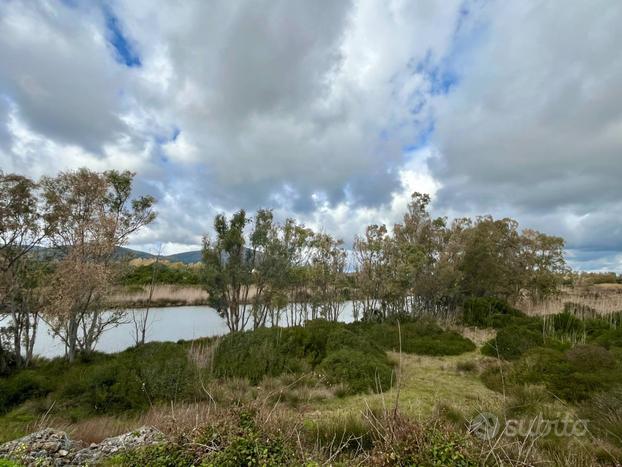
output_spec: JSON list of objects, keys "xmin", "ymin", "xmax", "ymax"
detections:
[{"xmin": 104, "ymin": 8, "xmax": 141, "ymax": 68}]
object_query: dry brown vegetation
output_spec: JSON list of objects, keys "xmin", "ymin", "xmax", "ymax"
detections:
[
  {"xmin": 109, "ymin": 285, "xmax": 210, "ymax": 308},
  {"xmin": 518, "ymin": 285, "xmax": 622, "ymax": 316}
]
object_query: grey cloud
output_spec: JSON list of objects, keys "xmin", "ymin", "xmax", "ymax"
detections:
[
  {"xmin": 0, "ymin": 1, "xmax": 131, "ymax": 152},
  {"xmin": 430, "ymin": 1, "xmax": 622, "ymax": 253}
]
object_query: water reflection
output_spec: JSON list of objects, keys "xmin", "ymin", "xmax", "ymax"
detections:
[{"xmin": 32, "ymin": 302, "xmax": 356, "ymax": 358}]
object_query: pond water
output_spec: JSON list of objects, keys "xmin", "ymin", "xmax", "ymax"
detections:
[{"xmin": 31, "ymin": 302, "xmax": 357, "ymax": 358}]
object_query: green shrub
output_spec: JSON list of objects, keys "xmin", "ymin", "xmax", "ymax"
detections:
[
  {"xmin": 212, "ymin": 327, "xmax": 313, "ymax": 384},
  {"xmin": 481, "ymin": 325, "xmax": 543, "ymax": 360},
  {"xmin": 212, "ymin": 320, "xmax": 393, "ymax": 394},
  {"xmin": 495, "ymin": 345, "xmax": 622, "ymax": 402},
  {"xmin": 109, "ymin": 443, "xmax": 195, "ymax": 467},
  {"xmin": 353, "ymin": 320, "xmax": 475, "ymax": 356},
  {"xmin": 55, "ymin": 342, "xmax": 200, "ymax": 415},
  {"xmin": 462, "ymin": 297, "xmax": 524, "ymax": 328},
  {"xmin": 595, "ymin": 327, "xmax": 622, "ymax": 349},
  {"xmin": 565, "ymin": 344, "xmax": 616, "ymax": 372},
  {"xmin": 369, "ymin": 417, "xmax": 477, "ymax": 467},
  {"xmin": 317, "ymin": 349, "xmax": 394, "ymax": 395},
  {"xmin": 0, "ymin": 371, "xmax": 54, "ymax": 414}
]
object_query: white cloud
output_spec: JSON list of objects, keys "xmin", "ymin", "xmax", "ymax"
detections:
[{"xmin": 1, "ymin": 0, "xmax": 621, "ymax": 270}]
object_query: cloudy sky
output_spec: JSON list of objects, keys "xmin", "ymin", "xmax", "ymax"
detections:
[{"xmin": 1, "ymin": 0, "xmax": 621, "ymax": 271}]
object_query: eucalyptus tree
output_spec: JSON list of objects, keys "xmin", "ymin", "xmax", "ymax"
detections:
[
  {"xmin": 42, "ymin": 169, "xmax": 155, "ymax": 361},
  {"xmin": 308, "ymin": 232, "xmax": 347, "ymax": 321},
  {"xmin": 0, "ymin": 173, "xmax": 52, "ymax": 370},
  {"xmin": 353, "ymin": 224, "xmax": 392, "ymax": 319}
]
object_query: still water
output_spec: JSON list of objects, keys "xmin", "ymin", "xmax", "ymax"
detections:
[{"xmin": 32, "ymin": 303, "xmax": 357, "ymax": 358}]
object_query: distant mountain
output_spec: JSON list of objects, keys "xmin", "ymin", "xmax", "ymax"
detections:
[
  {"xmin": 163, "ymin": 250, "xmax": 203, "ymax": 263},
  {"xmin": 121, "ymin": 247, "xmax": 203, "ymax": 264},
  {"xmin": 32, "ymin": 246, "xmax": 204, "ymax": 264}
]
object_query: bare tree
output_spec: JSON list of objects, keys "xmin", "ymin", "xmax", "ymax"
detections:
[{"xmin": 131, "ymin": 246, "xmax": 162, "ymax": 346}]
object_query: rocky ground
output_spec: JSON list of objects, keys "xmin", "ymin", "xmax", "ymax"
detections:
[{"xmin": 0, "ymin": 426, "xmax": 163, "ymax": 466}]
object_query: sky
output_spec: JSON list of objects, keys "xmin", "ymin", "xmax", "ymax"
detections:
[{"xmin": 0, "ymin": 0, "xmax": 621, "ymax": 271}]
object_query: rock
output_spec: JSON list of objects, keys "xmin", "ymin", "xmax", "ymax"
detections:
[
  {"xmin": 0, "ymin": 428, "xmax": 73, "ymax": 466},
  {"xmin": 0, "ymin": 426, "xmax": 164, "ymax": 466}
]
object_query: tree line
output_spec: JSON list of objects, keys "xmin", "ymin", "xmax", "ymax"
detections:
[
  {"xmin": 1, "ymin": 168, "xmax": 567, "ymax": 371},
  {"xmin": 203, "ymin": 192, "xmax": 567, "ymax": 332}
]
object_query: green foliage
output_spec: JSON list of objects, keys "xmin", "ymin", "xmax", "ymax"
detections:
[
  {"xmin": 462, "ymin": 297, "xmax": 525, "ymax": 328},
  {"xmin": 578, "ymin": 387, "xmax": 622, "ymax": 447},
  {"xmin": 109, "ymin": 443, "xmax": 196, "ymax": 467},
  {"xmin": 317, "ymin": 349, "xmax": 394, "ymax": 395},
  {"xmin": 594, "ymin": 327, "xmax": 622, "ymax": 349},
  {"xmin": 205, "ymin": 416, "xmax": 294, "ymax": 466},
  {"xmin": 111, "ymin": 411, "xmax": 295, "ymax": 466},
  {"xmin": 354, "ymin": 320, "xmax": 475, "ymax": 356},
  {"xmin": 481, "ymin": 325, "xmax": 543, "ymax": 360},
  {"xmin": 212, "ymin": 327, "xmax": 311, "ymax": 384},
  {"xmin": 369, "ymin": 417, "xmax": 477, "ymax": 467},
  {"xmin": 0, "ymin": 342, "xmax": 205, "ymax": 419},
  {"xmin": 0, "ymin": 371, "xmax": 53, "ymax": 414},
  {"xmin": 487, "ymin": 345, "xmax": 622, "ymax": 402},
  {"xmin": 121, "ymin": 262, "xmax": 201, "ymax": 286},
  {"xmin": 0, "ymin": 460, "xmax": 21, "ymax": 467},
  {"xmin": 212, "ymin": 320, "xmax": 393, "ymax": 395}
]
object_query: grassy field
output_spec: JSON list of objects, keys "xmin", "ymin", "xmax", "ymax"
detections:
[{"xmin": 3, "ymin": 302, "xmax": 622, "ymax": 465}]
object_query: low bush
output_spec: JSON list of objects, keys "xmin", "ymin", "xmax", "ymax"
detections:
[
  {"xmin": 481, "ymin": 325, "xmax": 543, "ymax": 360},
  {"xmin": 368, "ymin": 414, "xmax": 477, "ymax": 467},
  {"xmin": 455, "ymin": 360, "xmax": 478, "ymax": 373},
  {"xmin": 317, "ymin": 349, "xmax": 394, "ymax": 395},
  {"xmin": 487, "ymin": 345, "xmax": 622, "ymax": 402},
  {"xmin": 111, "ymin": 410, "xmax": 296, "ymax": 466},
  {"xmin": 353, "ymin": 320, "xmax": 476, "ymax": 356},
  {"xmin": 462, "ymin": 297, "xmax": 525, "ymax": 328},
  {"xmin": 212, "ymin": 320, "xmax": 393, "ymax": 395},
  {"xmin": 0, "ymin": 370, "xmax": 54, "ymax": 414},
  {"xmin": 594, "ymin": 327, "xmax": 622, "ymax": 349}
]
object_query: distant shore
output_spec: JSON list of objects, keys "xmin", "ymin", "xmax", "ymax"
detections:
[{"xmin": 109, "ymin": 284, "xmax": 210, "ymax": 308}]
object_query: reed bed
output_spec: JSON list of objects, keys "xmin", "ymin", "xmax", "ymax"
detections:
[
  {"xmin": 110, "ymin": 284, "xmax": 210, "ymax": 307},
  {"xmin": 519, "ymin": 285, "xmax": 622, "ymax": 316}
]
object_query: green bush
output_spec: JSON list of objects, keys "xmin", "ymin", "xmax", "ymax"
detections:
[
  {"xmin": 493, "ymin": 345, "xmax": 622, "ymax": 402},
  {"xmin": 212, "ymin": 320, "xmax": 393, "ymax": 394},
  {"xmin": 565, "ymin": 344, "xmax": 616, "ymax": 372},
  {"xmin": 595, "ymin": 327, "xmax": 622, "ymax": 349},
  {"xmin": 317, "ymin": 349, "xmax": 394, "ymax": 395},
  {"xmin": 353, "ymin": 320, "xmax": 475, "ymax": 356},
  {"xmin": 481, "ymin": 325, "xmax": 543, "ymax": 360},
  {"xmin": 0, "ymin": 370, "xmax": 54, "ymax": 414},
  {"xmin": 462, "ymin": 297, "xmax": 524, "ymax": 328},
  {"xmin": 109, "ymin": 443, "xmax": 196, "ymax": 467}
]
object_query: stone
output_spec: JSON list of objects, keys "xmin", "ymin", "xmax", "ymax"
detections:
[{"xmin": 0, "ymin": 426, "xmax": 164, "ymax": 466}]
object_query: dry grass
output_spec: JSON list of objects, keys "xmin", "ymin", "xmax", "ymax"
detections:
[
  {"xmin": 519, "ymin": 285, "xmax": 622, "ymax": 316},
  {"xmin": 110, "ymin": 284, "xmax": 209, "ymax": 307},
  {"xmin": 187, "ymin": 338, "xmax": 220, "ymax": 370}
]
